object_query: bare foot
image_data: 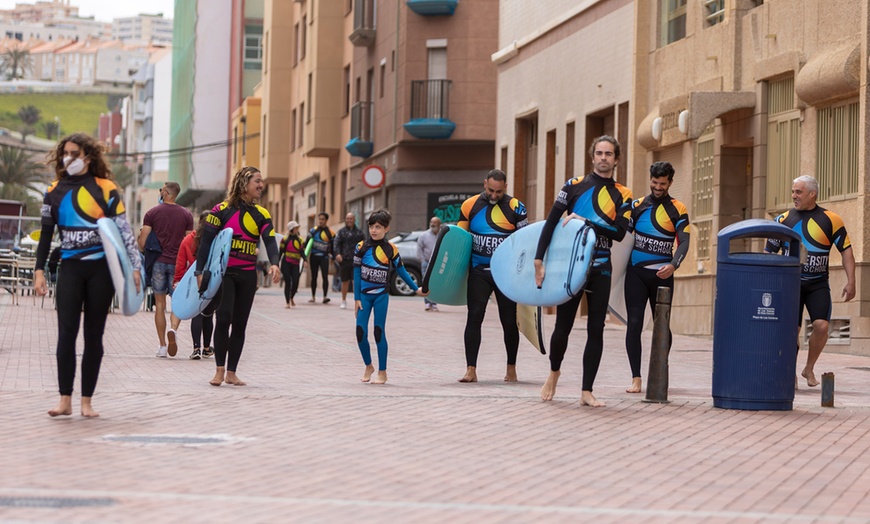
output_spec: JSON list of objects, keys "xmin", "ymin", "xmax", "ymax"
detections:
[
  {"xmin": 371, "ymin": 371, "xmax": 388, "ymax": 384},
  {"xmin": 290, "ymin": 299, "xmax": 296, "ymax": 307},
  {"xmin": 285, "ymin": 303, "xmax": 292, "ymax": 309},
  {"xmin": 224, "ymin": 371, "xmax": 247, "ymax": 386},
  {"xmin": 48, "ymin": 395, "xmax": 72, "ymax": 417},
  {"xmin": 210, "ymin": 368, "xmax": 225, "ymax": 386},
  {"xmin": 360, "ymin": 364, "xmax": 375, "ymax": 383},
  {"xmin": 458, "ymin": 366, "xmax": 478, "ymax": 383},
  {"xmin": 81, "ymin": 397, "xmax": 99, "ymax": 418},
  {"xmin": 504, "ymin": 364, "xmax": 518, "ymax": 382},
  {"xmin": 802, "ymin": 368, "xmax": 819, "ymax": 387},
  {"xmin": 541, "ymin": 370, "xmax": 560, "ymax": 401},
  {"xmin": 580, "ymin": 390, "xmax": 606, "ymax": 407},
  {"xmin": 626, "ymin": 377, "xmax": 642, "ymax": 393}
]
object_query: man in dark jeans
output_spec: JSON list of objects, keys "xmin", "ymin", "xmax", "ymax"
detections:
[
  {"xmin": 306, "ymin": 212, "xmax": 335, "ymax": 304},
  {"xmin": 333, "ymin": 212, "xmax": 365, "ymax": 309}
]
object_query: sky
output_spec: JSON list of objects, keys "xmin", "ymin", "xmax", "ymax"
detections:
[{"xmin": 0, "ymin": 0, "xmax": 175, "ymax": 23}]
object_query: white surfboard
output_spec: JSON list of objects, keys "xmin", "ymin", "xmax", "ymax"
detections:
[
  {"xmin": 608, "ymin": 232, "xmax": 652, "ymax": 328},
  {"xmin": 97, "ymin": 218, "xmax": 144, "ymax": 316}
]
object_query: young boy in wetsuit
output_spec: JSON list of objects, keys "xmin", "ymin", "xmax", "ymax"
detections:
[{"xmin": 353, "ymin": 209, "xmax": 428, "ymax": 384}]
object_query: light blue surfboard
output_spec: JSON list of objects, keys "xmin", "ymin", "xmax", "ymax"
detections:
[
  {"xmin": 171, "ymin": 228, "xmax": 233, "ymax": 320},
  {"xmin": 97, "ymin": 217, "xmax": 145, "ymax": 316},
  {"xmin": 490, "ymin": 218, "xmax": 596, "ymax": 307},
  {"xmin": 421, "ymin": 224, "xmax": 472, "ymax": 305}
]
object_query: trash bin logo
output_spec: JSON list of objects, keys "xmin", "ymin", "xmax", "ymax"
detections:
[{"xmin": 762, "ymin": 292, "xmax": 772, "ymax": 307}]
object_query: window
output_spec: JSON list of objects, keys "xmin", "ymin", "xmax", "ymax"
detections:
[
  {"xmin": 261, "ymin": 114, "xmax": 267, "ymax": 156},
  {"xmin": 342, "ymin": 65, "xmax": 351, "ymax": 115},
  {"xmin": 299, "ymin": 103, "xmax": 305, "ymax": 147},
  {"xmin": 233, "ymin": 125, "xmax": 238, "ymax": 164},
  {"xmin": 293, "ymin": 23, "xmax": 299, "ymax": 66},
  {"xmin": 300, "ymin": 15, "xmax": 307, "ymax": 60},
  {"xmin": 816, "ymin": 101, "xmax": 859, "ymax": 201},
  {"xmin": 244, "ymin": 24, "xmax": 263, "ymax": 70},
  {"xmin": 379, "ymin": 62, "xmax": 385, "ymax": 98},
  {"xmin": 704, "ymin": 0, "xmax": 725, "ymax": 26},
  {"xmin": 307, "ymin": 73, "xmax": 312, "ymax": 122},
  {"xmin": 766, "ymin": 77, "xmax": 800, "ymax": 210},
  {"xmin": 660, "ymin": 0, "xmax": 687, "ymax": 46},
  {"xmin": 693, "ymin": 130, "xmax": 715, "ymax": 260},
  {"xmin": 565, "ymin": 121, "xmax": 575, "ymax": 180},
  {"xmin": 263, "ymin": 30, "xmax": 269, "ymax": 74},
  {"xmin": 290, "ymin": 109, "xmax": 297, "ymax": 152}
]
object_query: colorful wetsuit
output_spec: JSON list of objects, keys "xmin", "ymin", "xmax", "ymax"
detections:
[
  {"xmin": 353, "ymin": 238, "xmax": 418, "ymax": 371},
  {"xmin": 197, "ymin": 200, "xmax": 279, "ymax": 372},
  {"xmin": 457, "ymin": 193, "xmax": 528, "ymax": 368},
  {"xmin": 280, "ymin": 234, "xmax": 305, "ymax": 304},
  {"xmin": 624, "ymin": 193, "xmax": 690, "ymax": 379},
  {"xmin": 765, "ymin": 206, "xmax": 852, "ymax": 323},
  {"xmin": 535, "ymin": 172, "xmax": 632, "ymax": 392},
  {"xmin": 306, "ymin": 226, "xmax": 335, "ymax": 299},
  {"xmin": 34, "ymin": 173, "xmax": 139, "ymax": 399}
]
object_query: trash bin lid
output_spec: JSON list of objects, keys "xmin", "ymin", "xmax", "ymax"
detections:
[{"xmin": 717, "ymin": 218, "xmax": 801, "ymax": 265}]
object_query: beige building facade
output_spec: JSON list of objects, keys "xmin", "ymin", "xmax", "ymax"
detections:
[
  {"xmin": 259, "ymin": 0, "xmax": 500, "ymax": 241},
  {"xmin": 631, "ymin": 0, "xmax": 869, "ymax": 351}
]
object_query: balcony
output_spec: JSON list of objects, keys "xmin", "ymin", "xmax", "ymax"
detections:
[
  {"xmin": 406, "ymin": 0, "xmax": 458, "ymax": 16},
  {"xmin": 349, "ymin": 0, "xmax": 375, "ymax": 47},
  {"xmin": 402, "ymin": 79, "xmax": 455, "ymax": 139},
  {"xmin": 345, "ymin": 101, "xmax": 373, "ymax": 158}
]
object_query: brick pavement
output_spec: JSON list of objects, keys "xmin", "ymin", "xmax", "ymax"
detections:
[{"xmin": 3, "ymin": 287, "xmax": 870, "ymax": 523}]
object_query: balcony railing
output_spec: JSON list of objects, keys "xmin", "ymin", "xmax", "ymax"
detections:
[
  {"xmin": 403, "ymin": 79, "xmax": 455, "ymax": 139},
  {"xmin": 345, "ymin": 101, "xmax": 374, "ymax": 157},
  {"xmin": 349, "ymin": 0, "xmax": 375, "ymax": 47}
]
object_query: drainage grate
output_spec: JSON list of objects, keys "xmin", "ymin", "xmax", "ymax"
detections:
[
  {"xmin": 103, "ymin": 435, "xmax": 229, "ymax": 445},
  {"xmin": 0, "ymin": 496, "xmax": 117, "ymax": 508},
  {"xmin": 848, "ymin": 367, "xmax": 870, "ymax": 372}
]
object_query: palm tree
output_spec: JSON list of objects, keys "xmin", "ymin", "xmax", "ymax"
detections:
[
  {"xmin": 0, "ymin": 47, "xmax": 32, "ymax": 80},
  {"xmin": 42, "ymin": 120, "xmax": 59, "ymax": 140},
  {"xmin": 0, "ymin": 145, "xmax": 48, "ymax": 196},
  {"xmin": 17, "ymin": 105, "xmax": 41, "ymax": 144}
]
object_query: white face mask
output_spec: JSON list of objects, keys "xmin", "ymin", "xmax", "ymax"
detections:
[{"xmin": 63, "ymin": 155, "xmax": 86, "ymax": 176}]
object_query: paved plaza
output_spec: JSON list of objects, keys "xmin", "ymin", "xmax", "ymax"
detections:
[{"xmin": 2, "ymin": 286, "xmax": 870, "ymax": 523}]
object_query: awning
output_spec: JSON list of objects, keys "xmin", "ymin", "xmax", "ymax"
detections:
[{"xmin": 795, "ymin": 43, "xmax": 860, "ymax": 106}]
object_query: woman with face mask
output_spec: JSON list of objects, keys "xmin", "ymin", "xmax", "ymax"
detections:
[{"xmin": 33, "ymin": 133, "xmax": 141, "ymax": 418}]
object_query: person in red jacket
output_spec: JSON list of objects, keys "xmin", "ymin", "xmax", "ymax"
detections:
[{"xmin": 174, "ymin": 211, "xmax": 214, "ymax": 360}]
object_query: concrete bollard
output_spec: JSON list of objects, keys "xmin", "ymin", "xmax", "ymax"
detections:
[
  {"xmin": 821, "ymin": 372, "xmax": 834, "ymax": 407},
  {"xmin": 644, "ymin": 286, "xmax": 672, "ymax": 404}
]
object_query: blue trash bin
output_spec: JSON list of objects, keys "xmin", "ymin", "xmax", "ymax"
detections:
[{"xmin": 712, "ymin": 219, "xmax": 801, "ymax": 410}]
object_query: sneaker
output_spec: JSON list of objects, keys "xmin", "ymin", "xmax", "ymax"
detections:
[
  {"xmin": 340, "ymin": 301, "xmax": 347, "ymax": 309},
  {"xmin": 167, "ymin": 329, "xmax": 178, "ymax": 357},
  {"xmin": 308, "ymin": 297, "xmax": 316, "ymax": 303},
  {"xmin": 189, "ymin": 348, "xmax": 202, "ymax": 360},
  {"xmin": 323, "ymin": 297, "xmax": 331, "ymax": 304},
  {"xmin": 425, "ymin": 304, "xmax": 431, "ymax": 311},
  {"xmin": 202, "ymin": 347, "xmax": 214, "ymax": 358},
  {"xmin": 156, "ymin": 345, "xmax": 168, "ymax": 358},
  {"xmin": 431, "ymin": 305, "xmax": 439, "ymax": 312}
]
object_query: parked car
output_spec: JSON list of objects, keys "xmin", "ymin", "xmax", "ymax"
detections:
[{"xmin": 388, "ymin": 230, "xmax": 427, "ymax": 296}]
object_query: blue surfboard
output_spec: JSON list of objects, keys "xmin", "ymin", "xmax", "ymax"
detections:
[
  {"xmin": 421, "ymin": 224, "xmax": 472, "ymax": 305},
  {"xmin": 490, "ymin": 218, "xmax": 596, "ymax": 307},
  {"xmin": 97, "ymin": 217, "xmax": 145, "ymax": 316},
  {"xmin": 171, "ymin": 228, "xmax": 233, "ymax": 320}
]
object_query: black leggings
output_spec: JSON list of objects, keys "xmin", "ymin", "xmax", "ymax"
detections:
[
  {"xmin": 549, "ymin": 270, "xmax": 611, "ymax": 392},
  {"xmin": 624, "ymin": 266, "xmax": 673, "ymax": 378},
  {"xmin": 309, "ymin": 255, "xmax": 329, "ymax": 297},
  {"xmin": 281, "ymin": 261, "xmax": 301, "ymax": 303},
  {"xmin": 55, "ymin": 259, "xmax": 115, "ymax": 397},
  {"xmin": 190, "ymin": 313, "xmax": 214, "ymax": 349},
  {"xmin": 213, "ymin": 268, "xmax": 258, "ymax": 371},
  {"xmin": 464, "ymin": 268, "xmax": 519, "ymax": 367}
]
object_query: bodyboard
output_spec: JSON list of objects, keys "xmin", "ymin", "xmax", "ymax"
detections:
[
  {"xmin": 421, "ymin": 225, "xmax": 471, "ymax": 305},
  {"xmin": 517, "ymin": 304, "xmax": 546, "ymax": 354},
  {"xmin": 303, "ymin": 238, "xmax": 314, "ymax": 258},
  {"xmin": 490, "ymin": 219, "xmax": 596, "ymax": 307},
  {"xmin": 97, "ymin": 217, "xmax": 144, "ymax": 316},
  {"xmin": 171, "ymin": 228, "xmax": 233, "ymax": 320}
]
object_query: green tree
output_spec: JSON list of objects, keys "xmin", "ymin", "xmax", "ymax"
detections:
[
  {"xmin": 0, "ymin": 47, "xmax": 32, "ymax": 81},
  {"xmin": 110, "ymin": 158, "xmax": 136, "ymax": 189},
  {"xmin": 0, "ymin": 144, "xmax": 48, "ymax": 196},
  {"xmin": 17, "ymin": 104, "xmax": 41, "ymax": 144},
  {"xmin": 42, "ymin": 120, "xmax": 59, "ymax": 140}
]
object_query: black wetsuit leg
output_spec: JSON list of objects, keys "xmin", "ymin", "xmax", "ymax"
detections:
[{"xmin": 464, "ymin": 268, "xmax": 493, "ymax": 367}]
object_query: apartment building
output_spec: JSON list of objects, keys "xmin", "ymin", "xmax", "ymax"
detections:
[
  {"xmin": 631, "ymin": 0, "xmax": 869, "ymax": 350},
  {"xmin": 112, "ymin": 14, "xmax": 173, "ymax": 45},
  {"xmin": 259, "ymin": 0, "xmax": 499, "ymax": 237}
]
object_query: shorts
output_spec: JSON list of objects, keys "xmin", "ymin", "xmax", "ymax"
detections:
[
  {"xmin": 339, "ymin": 258, "xmax": 354, "ymax": 282},
  {"xmin": 799, "ymin": 279, "xmax": 831, "ymax": 325},
  {"xmin": 151, "ymin": 261, "xmax": 175, "ymax": 295}
]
